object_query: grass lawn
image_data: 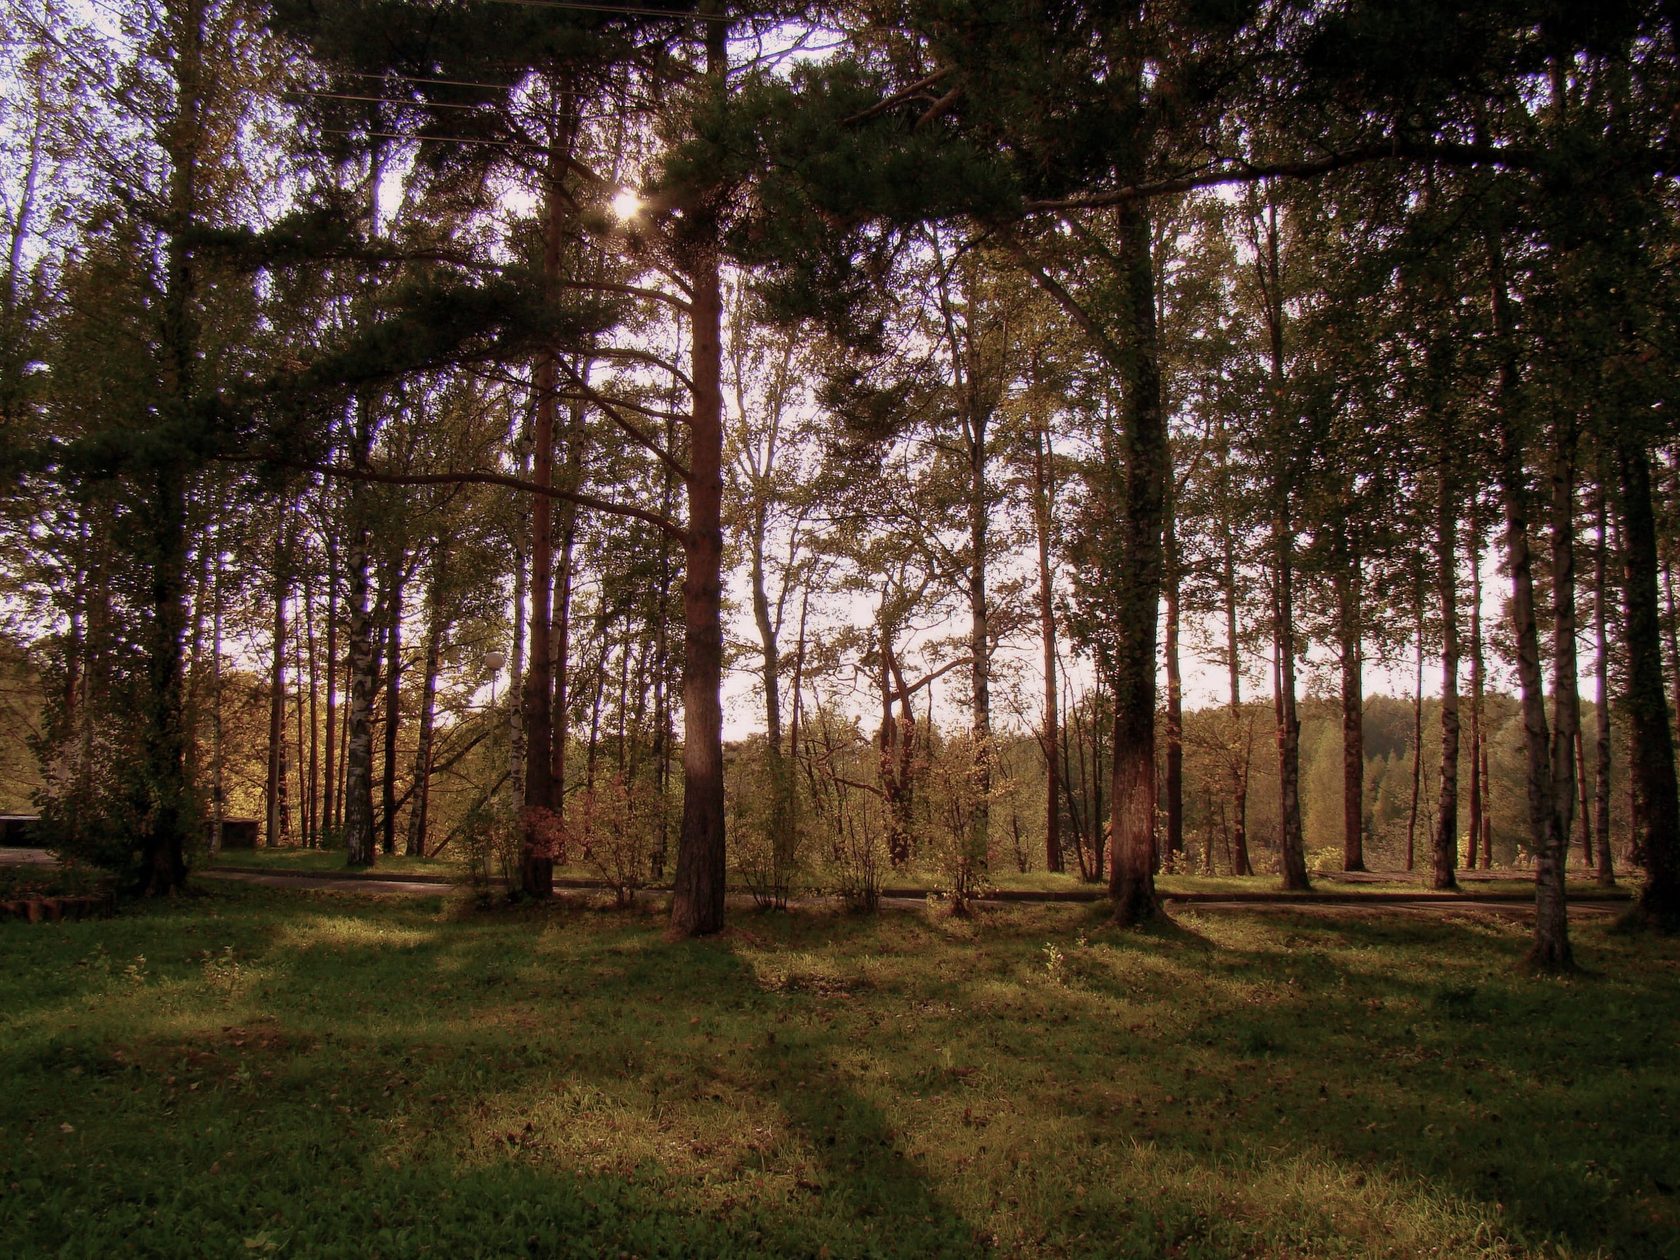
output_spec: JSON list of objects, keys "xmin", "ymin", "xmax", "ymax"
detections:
[{"xmin": 6, "ymin": 887, "xmax": 1674, "ymax": 1258}]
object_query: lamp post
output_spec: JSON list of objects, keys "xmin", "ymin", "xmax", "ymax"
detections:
[{"xmin": 483, "ymin": 649, "xmax": 507, "ymax": 709}]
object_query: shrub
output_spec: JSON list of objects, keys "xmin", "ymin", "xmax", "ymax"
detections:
[
  {"xmin": 457, "ymin": 800, "xmax": 521, "ymax": 907},
  {"xmin": 571, "ymin": 772, "xmax": 662, "ymax": 908},
  {"xmin": 728, "ymin": 740, "xmax": 805, "ymax": 910},
  {"xmin": 921, "ymin": 730, "xmax": 1012, "ymax": 916}
]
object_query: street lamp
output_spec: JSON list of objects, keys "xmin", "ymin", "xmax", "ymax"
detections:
[{"xmin": 483, "ymin": 649, "xmax": 507, "ymax": 709}]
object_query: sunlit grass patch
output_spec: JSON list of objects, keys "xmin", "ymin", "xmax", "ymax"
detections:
[{"xmin": 2, "ymin": 884, "xmax": 1675, "ymax": 1257}]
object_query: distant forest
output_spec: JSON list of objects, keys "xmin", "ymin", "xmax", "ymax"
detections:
[{"xmin": 3, "ymin": 1, "xmax": 1678, "ymax": 956}]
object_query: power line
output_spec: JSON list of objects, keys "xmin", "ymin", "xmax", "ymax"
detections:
[
  {"xmin": 482, "ymin": 0, "xmax": 711, "ymax": 21},
  {"xmin": 319, "ymin": 126, "xmax": 554, "ymax": 152},
  {"xmin": 293, "ymin": 90, "xmax": 497, "ymax": 113},
  {"xmin": 294, "ymin": 88, "xmax": 608, "ymax": 122},
  {"xmin": 341, "ymin": 70, "xmax": 520, "ymax": 92}
]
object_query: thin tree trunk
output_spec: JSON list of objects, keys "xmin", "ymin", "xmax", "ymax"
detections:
[
  {"xmin": 509, "ymin": 439, "xmax": 529, "ymax": 806},
  {"xmin": 342, "ymin": 402, "xmax": 378, "ymax": 868},
  {"xmin": 1486, "ymin": 225, "xmax": 1571, "ymax": 969},
  {"xmin": 301, "ymin": 558, "xmax": 319, "ymax": 846},
  {"xmin": 1467, "ymin": 500, "xmax": 1485, "ymax": 870},
  {"xmin": 1407, "ymin": 591, "xmax": 1424, "ymax": 873},
  {"xmin": 323, "ymin": 529, "xmax": 338, "ymax": 841},
  {"xmin": 209, "ymin": 523, "xmax": 225, "ymax": 855},
  {"xmin": 1543, "ymin": 409, "xmax": 1584, "ymax": 951},
  {"xmin": 293, "ymin": 570, "xmax": 310, "ymax": 849},
  {"xmin": 550, "ymin": 390, "xmax": 586, "ymax": 823},
  {"xmin": 266, "ymin": 530, "xmax": 291, "ymax": 849},
  {"xmin": 1032, "ymin": 424, "xmax": 1063, "ymax": 873},
  {"xmin": 1224, "ymin": 457, "xmax": 1253, "ymax": 878},
  {"xmin": 1593, "ymin": 471, "xmax": 1616, "ymax": 884},
  {"xmin": 1434, "ymin": 457, "xmax": 1462, "ymax": 890},
  {"xmin": 1337, "ymin": 560, "xmax": 1365, "ymax": 872},
  {"xmin": 1257, "ymin": 196, "xmax": 1308, "ymax": 893},
  {"xmin": 405, "ymin": 563, "xmax": 445, "ymax": 857},
  {"xmin": 967, "ymin": 406, "xmax": 993, "ymax": 879},
  {"xmin": 1163, "ymin": 509, "xmax": 1184, "ymax": 874},
  {"xmin": 520, "ymin": 170, "xmax": 566, "ymax": 900},
  {"xmin": 380, "ymin": 555, "xmax": 405, "ymax": 856}
]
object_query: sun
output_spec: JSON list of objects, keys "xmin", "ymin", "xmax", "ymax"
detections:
[{"xmin": 610, "ymin": 189, "xmax": 642, "ymax": 222}]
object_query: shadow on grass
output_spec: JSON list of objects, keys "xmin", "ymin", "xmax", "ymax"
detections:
[{"xmin": 5, "ymin": 885, "xmax": 1679, "ymax": 1257}]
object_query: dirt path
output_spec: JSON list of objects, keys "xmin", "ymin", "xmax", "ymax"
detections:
[{"xmin": 4, "ymin": 847, "xmax": 1634, "ymax": 918}]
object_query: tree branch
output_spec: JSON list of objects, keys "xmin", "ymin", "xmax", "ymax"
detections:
[
  {"xmin": 1018, "ymin": 140, "xmax": 1539, "ymax": 213},
  {"xmin": 214, "ymin": 452, "xmax": 688, "ymax": 544}
]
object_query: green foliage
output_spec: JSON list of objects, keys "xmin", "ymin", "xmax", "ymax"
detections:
[
  {"xmin": 457, "ymin": 800, "xmax": 521, "ymax": 908},
  {"xmin": 727, "ymin": 739, "xmax": 806, "ymax": 911},
  {"xmin": 919, "ymin": 730, "xmax": 1013, "ymax": 915}
]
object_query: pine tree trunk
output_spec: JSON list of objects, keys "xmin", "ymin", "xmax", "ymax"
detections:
[
  {"xmin": 1467, "ymin": 501, "xmax": 1485, "ymax": 870},
  {"xmin": 380, "ymin": 556, "xmax": 405, "ymax": 856},
  {"xmin": 967, "ymin": 407, "xmax": 993, "ymax": 878},
  {"xmin": 342, "ymin": 401, "xmax": 378, "ymax": 869},
  {"xmin": 551, "ymin": 393, "xmax": 585, "ymax": 822},
  {"xmin": 1224, "ymin": 474, "xmax": 1253, "ymax": 878},
  {"xmin": 303, "ymin": 563, "xmax": 320, "ymax": 847},
  {"xmin": 1032, "ymin": 425, "xmax": 1063, "ymax": 873},
  {"xmin": 134, "ymin": 0, "xmax": 206, "ymax": 897},
  {"xmin": 209, "ymin": 526, "xmax": 225, "ymax": 855},
  {"xmin": 1434, "ymin": 463, "xmax": 1461, "ymax": 890},
  {"xmin": 405, "ymin": 568, "xmax": 445, "ymax": 858},
  {"xmin": 1593, "ymin": 473, "xmax": 1616, "ymax": 885},
  {"xmin": 1337, "ymin": 562, "xmax": 1366, "ymax": 872},
  {"xmin": 1105, "ymin": 193, "xmax": 1166, "ymax": 924},
  {"xmin": 1615, "ymin": 434, "xmax": 1680, "ymax": 930},
  {"xmin": 293, "ymin": 576, "xmax": 309, "ymax": 847},
  {"xmin": 266, "ymin": 531, "xmax": 290, "ymax": 848},
  {"xmin": 1163, "ymin": 510, "xmax": 1184, "ymax": 875},
  {"xmin": 1259, "ymin": 197, "xmax": 1307, "ymax": 893},
  {"xmin": 509, "ymin": 442, "xmax": 529, "ymax": 806},
  {"xmin": 1486, "ymin": 227, "xmax": 1571, "ymax": 969},
  {"xmin": 1407, "ymin": 598, "xmax": 1423, "ymax": 873},
  {"xmin": 1541, "ymin": 413, "xmax": 1584, "ymax": 951},
  {"xmin": 669, "ymin": 5, "xmax": 730, "ymax": 936},
  {"xmin": 519, "ymin": 169, "xmax": 565, "ymax": 901},
  {"xmin": 323, "ymin": 530, "xmax": 338, "ymax": 842}
]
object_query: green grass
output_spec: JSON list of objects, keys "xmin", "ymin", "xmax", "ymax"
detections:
[{"xmin": 5, "ymin": 888, "xmax": 1675, "ymax": 1258}]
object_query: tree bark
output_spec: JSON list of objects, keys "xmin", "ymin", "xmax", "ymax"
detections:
[
  {"xmin": 1163, "ymin": 508, "xmax": 1184, "ymax": 874},
  {"xmin": 1615, "ymin": 434, "xmax": 1680, "ymax": 930},
  {"xmin": 1467, "ymin": 499, "xmax": 1485, "ymax": 870},
  {"xmin": 1335, "ymin": 555, "xmax": 1365, "ymax": 871},
  {"xmin": 1592, "ymin": 471, "xmax": 1616, "ymax": 885},
  {"xmin": 1032, "ymin": 424, "xmax": 1063, "ymax": 873},
  {"xmin": 323, "ymin": 529, "xmax": 338, "ymax": 841},
  {"xmin": 669, "ymin": 3, "xmax": 731, "ymax": 937},
  {"xmin": 405, "ymin": 562, "xmax": 445, "ymax": 857},
  {"xmin": 1105, "ymin": 194, "xmax": 1166, "ymax": 924},
  {"xmin": 342, "ymin": 398, "xmax": 378, "ymax": 869},
  {"xmin": 379, "ymin": 553, "xmax": 405, "ymax": 856},
  {"xmin": 520, "ymin": 163, "xmax": 566, "ymax": 901},
  {"xmin": 1433, "ymin": 453, "xmax": 1461, "ymax": 890},
  {"xmin": 265, "ymin": 529, "xmax": 291, "ymax": 849},
  {"xmin": 1486, "ymin": 226, "xmax": 1571, "ymax": 969}
]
